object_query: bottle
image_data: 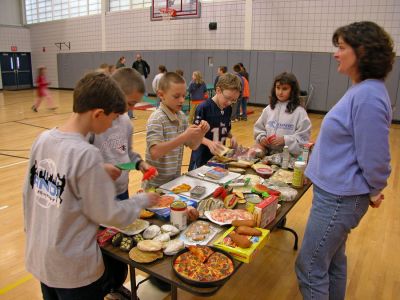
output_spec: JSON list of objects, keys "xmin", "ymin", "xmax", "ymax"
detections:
[
  {"xmin": 170, "ymin": 201, "xmax": 188, "ymax": 230},
  {"xmin": 281, "ymin": 146, "xmax": 289, "ymax": 169},
  {"xmin": 301, "ymin": 144, "xmax": 310, "ymax": 164},
  {"xmin": 292, "ymin": 161, "xmax": 306, "ymax": 188}
]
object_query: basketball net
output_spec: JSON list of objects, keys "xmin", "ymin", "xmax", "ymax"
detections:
[{"xmin": 159, "ymin": 7, "xmax": 176, "ymax": 21}]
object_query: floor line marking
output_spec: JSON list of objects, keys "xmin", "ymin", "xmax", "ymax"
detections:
[
  {"xmin": 0, "ymin": 274, "xmax": 33, "ymax": 295},
  {"xmin": 0, "ymin": 160, "xmax": 28, "ymax": 169}
]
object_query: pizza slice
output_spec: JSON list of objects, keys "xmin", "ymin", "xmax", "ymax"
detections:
[
  {"xmin": 187, "ymin": 245, "xmax": 214, "ymax": 263},
  {"xmin": 173, "ymin": 252, "xmax": 202, "ymax": 280},
  {"xmin": 206, "ymin": 252, "xmax": 234, "ymax": 279}
]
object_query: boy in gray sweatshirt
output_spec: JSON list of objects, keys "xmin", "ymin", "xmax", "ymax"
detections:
[
  {"xmin": 90, "ymin": 68, "xmax": 157, "ymax": 200},
  {"xmin": 23, "ymin": 72, "xmax": 159, "ymax": 299}
]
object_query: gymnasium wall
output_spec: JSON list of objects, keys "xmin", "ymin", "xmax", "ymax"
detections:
[{"xmin": 0, "ymin": 0, "xmax": 399, "ymax": 118}]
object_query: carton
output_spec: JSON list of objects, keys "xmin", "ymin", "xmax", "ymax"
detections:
[
  {"xmin": 213, "ymin": 226, "xmax": 270, "ymax": 263},
  {"xmin": 253, "ymin": 195, "xmax": 279, "ymax": 228}
]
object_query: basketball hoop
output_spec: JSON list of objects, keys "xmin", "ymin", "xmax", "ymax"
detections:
[{"xmin": 159, "ymin": 7, "xmax": 176, "ymax": 21}]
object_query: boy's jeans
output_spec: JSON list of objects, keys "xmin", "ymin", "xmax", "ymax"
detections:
[{"xmin": 295, "ymin": 185, "xmax": 369, "ymax": 300}]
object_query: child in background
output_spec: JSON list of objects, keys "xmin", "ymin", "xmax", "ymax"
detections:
[
  {"xmin": 188, "ymin": 71, "xmax": 208, "ymax": 123},
  {"xmin": 240, "ymin": 75, "xmax": 250, "ymax": 121},
  {"xmin": 189, "ymin": 73, "xmax": 241, "ymax": 170},
  {"xmin": 90, "ymin": 68, "xmax": 157, "ymax": 201},
  {"xmin": 108, "ymin": 64, "xmax": 116, "ymax": 75},
  {"xmin": 152, "ymin": 65, "xmax": 167, "ymax": 94},
  {"xmin": 23, "ymin": 72, "xmax": 159, "ymax": 300},
  {"xmin": 145, "ymin": 72, "xmax": 209, "ymax": 189},
  {"xmin": 253, "ymin": 72, "xmax": 311, "ymax": 156},
  {"xmin": 214, "ymin": 66, "xmax": 227, "ymax": 89},
  {"xmin": 31, "ymin": 66, "xmax": 56, "ymax": 112},
  {"xmin": 188, "ymin": 71, "xmax": 207, "ymax": 100},
  {"xmin": 231, "ymin": 64, "xmax": 244, "ymax": 122},
  {"xmin": 175, "ymin": 69, "xmax": 184, "ymax": 77}
]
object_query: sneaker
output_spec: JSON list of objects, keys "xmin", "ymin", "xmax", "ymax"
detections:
[
  {"xmin": 105, "ymin": 285, "xmax": 131, "ymax": 300},
  {"xmin": 31, "ymin": 105, "xmax": 38, "ymax": 112},
  {"xmin": 231, "ymin": 118, "xmax": 239, "ymax": 123}
]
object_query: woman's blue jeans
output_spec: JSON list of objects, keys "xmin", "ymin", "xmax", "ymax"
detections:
[{"xmin": 295, "ymin": 185, "xmax": 369, "ymax": 300}]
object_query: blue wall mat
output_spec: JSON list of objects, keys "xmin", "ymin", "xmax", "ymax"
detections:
[
  {"xmin": 326, "ymin": 55, "xmax": 349, "ymax": 110},
  {"xmin": 309, "ymin": 53, "xmax": 330, "ymax": 111},
  {"xmin": 57, "ymin": 51, "xmax": 400, "ymax": 121},
  {"xmin": 292, "ymin": 52, "xmax": 311, "ymax": 93},
  {"xmin": 255, "ymin": 51, "xmax": 274, "ymax": 106},
  {"xmin": 273, "ymin": 52, "xmax": 292, "ymax": 76},
  {"xmin": 249, "ymin": 51, "xmax": 259, "ymax": 104},
  {"xmin": 385, "ymin": 58, "xmax": 400, "ymax": 107}
]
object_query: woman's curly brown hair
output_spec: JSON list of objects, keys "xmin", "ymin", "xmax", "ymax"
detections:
[
  {"xmin": 332, "ymin": 21, "xmax": 395, "ymax": 81},
  {"xmin": 269, "ymin": 72, "xmax": 300, "ymax": 113}
]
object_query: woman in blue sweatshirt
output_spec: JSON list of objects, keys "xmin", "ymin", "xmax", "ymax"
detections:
[{"xmin": 295, "ymin": 21, "xmax": 395, "ymax": 300}]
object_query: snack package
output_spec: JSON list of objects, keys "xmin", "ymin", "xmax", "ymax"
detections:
[{"xmin": 97, "ymin": 228, "xmax": 119, "ymax": 247}]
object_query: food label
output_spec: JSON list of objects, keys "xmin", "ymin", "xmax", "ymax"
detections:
[{"xmin": 170, "ymin": 208, "xmax": 187, "ymax": 230}]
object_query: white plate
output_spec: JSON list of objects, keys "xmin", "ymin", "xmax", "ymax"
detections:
[
  {"xmin": 204, "ymin": 209, "xmax": 254, "ymax": 226},
  {"xmin": 179, "ymin": 220, "xmax": 222, "ymax": 246},
  {"xmin": 159, "ymin": 175, "xmax": 219, "ymax": 200}
]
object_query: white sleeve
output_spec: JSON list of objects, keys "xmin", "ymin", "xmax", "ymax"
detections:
[
  {"xmin": 254, "ymin": 108, "xmax": 269, "ymax": 143},
  {"xmin": 79, "ymin": 162, "xmax": 149, "ymax": 228},
  {"xmin": 283, "ymin": 109, "xmax": 311, "ymax": 156}
]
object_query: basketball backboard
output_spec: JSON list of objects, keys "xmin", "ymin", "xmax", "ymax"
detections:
[{"xmin": 151, "ymin": 0, "xmax": 201, "ymax": 21}]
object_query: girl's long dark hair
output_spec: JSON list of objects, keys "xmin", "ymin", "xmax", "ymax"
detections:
[{"xmin": 269, "ymin": 72, "xmax": 300, "ymax": 113}]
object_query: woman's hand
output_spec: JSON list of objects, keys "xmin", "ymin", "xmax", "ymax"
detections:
[{"xmin": 369, "ymin": 193, "xmax": 384, "ymax": 208}]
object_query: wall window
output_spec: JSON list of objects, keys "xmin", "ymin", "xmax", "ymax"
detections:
[
  {"xmin": 25, "ymin": 0, "xmax": 101, "ymax": 24},
  {"xmin": 109, "ymin": 0, "xmax": 152, "ymax": 12}
]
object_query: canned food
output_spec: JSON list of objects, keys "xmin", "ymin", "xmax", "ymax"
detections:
[{"xmin": 170, "ymin": 201, "xmax": 187, "ymax": 230}]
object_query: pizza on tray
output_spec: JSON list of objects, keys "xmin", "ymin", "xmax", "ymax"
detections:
[{"xmin": 173, "ymin": 246, "xmax": 234, "ymax": 282}]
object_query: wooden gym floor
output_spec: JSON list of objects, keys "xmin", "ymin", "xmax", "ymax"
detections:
[{"xmin": 0, "ymin": 89, "xmax": 399, "ymax": 299}]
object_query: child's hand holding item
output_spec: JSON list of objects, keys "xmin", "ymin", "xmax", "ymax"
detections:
[
  {"xmin": 104, "ymin": 163, "xmax": 122, "ymax": 180},
  {"xmin": 187, "ymin": 206, "xmax": 199, "ymax": 221}
]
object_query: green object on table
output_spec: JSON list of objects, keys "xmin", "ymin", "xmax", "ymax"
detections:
[{"xmin": 115, "ymin": 162, "xmax": 136, "ymax": 170}]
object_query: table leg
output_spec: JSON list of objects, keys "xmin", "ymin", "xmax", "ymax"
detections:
[
  {"xmin": 129, "ymin": 265, "xmax": 138, "ymax": 300},
  {"xmin": 171, "ymin": 285, "xmax": 178, "ymax": 300},
  {"xmin": 277, "ymin": 224, "xmax": 298, "ymax": 250}
]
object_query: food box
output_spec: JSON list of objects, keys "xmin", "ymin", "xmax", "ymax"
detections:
[
  {"xmin": 205, "ymin": 167, "xmax": 229, "ymax": 180},
  {"xmin": 253, "ymin": 195, "xmax": 279, "ymax": 228},
  {"xmin": 213, "ymin": 226, "xmax": 270, "ymax": 263}
]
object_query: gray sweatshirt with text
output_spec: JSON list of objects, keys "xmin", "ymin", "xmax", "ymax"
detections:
[{"xmin": 23, "ymin": 128, "xmax": 149, "ymax": 288}]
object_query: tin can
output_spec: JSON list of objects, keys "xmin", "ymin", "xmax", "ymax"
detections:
[
  {"xmin": 170, "ymin": 201, "xmax": 187, "ymax": 230},
  {"xmin": 292, "ymin": 161, "xmax": 306, "ymax": 188}
]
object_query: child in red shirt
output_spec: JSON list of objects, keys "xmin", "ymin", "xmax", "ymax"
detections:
[{"xmin": 32, "ymin": 66, "xmax": 56, "ymax": 112}]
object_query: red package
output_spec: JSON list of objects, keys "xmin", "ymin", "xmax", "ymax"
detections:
[{"xmin": 96, "ymin": 228, "xmax": 119, "ymax": 247}]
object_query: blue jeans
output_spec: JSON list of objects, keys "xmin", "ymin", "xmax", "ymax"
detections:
[{"xmin": 295, "ymin": 185, "xmax": 369, "ymax": 300}]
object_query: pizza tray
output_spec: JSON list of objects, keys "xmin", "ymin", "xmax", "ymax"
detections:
[
  {"xmin": 172, "ymin": 246, "xmax": 236, "ymax": 287},
  {"xmin": 159, "ymin": 175, "xmax": 219, "ymax": 201},
  {"xmin": 186, "ymin": 166, "xmax": 241, "ymax": 185}
]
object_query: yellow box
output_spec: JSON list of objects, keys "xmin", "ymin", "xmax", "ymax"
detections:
[{"xmin": 213, "ymin": 226, "xmax": 270, "ymax": 263}]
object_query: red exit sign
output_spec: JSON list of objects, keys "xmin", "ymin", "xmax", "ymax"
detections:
[{"xmin": 11, "ymin": 46, "xmax": 17, "ymax": 52}]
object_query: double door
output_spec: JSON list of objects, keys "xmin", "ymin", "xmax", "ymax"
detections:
[{"xmin": 1, "ymin": 52, "xmax": 33, "ymax": 90}]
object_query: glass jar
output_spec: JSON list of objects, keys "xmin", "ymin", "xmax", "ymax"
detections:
[{"xmin": 170, "ymin": 201, "xmax": 187, "ymax": 230}]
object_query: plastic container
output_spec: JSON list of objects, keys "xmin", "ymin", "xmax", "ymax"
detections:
[
  {"xmin": 170, "ymin": 201, "xmax": 188, "ymax": 230},
  {"xmin": 292, "ymin": 161, "xmax": 306, "ymax": 188},
  {"xmin": 281, "ymin": 146, "xmax": 289, "ymax": 169}
]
